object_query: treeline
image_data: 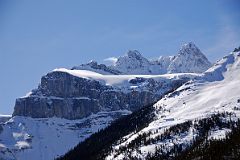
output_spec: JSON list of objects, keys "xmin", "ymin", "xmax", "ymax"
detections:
[
  {"xmin": 57, "ymin": 103, "xmax": 156, "ymax": 160},
  {"xmin": 112, "ymin": 120, "xmax": 193, "ymax": 159},
  {"xmin": 57, "ymin": 109, "xmax": 240, "ymax": 160},
  {"xmin": 103, "ymin": 112, "xmax": 239, "ymax": 159},
  {"xmin": 145, "ymin": 112, "xmax": 240, "ymax": 160},
  {"xmin": 175, "ymin": 114, "xmax": 240, "ymax": 160}
]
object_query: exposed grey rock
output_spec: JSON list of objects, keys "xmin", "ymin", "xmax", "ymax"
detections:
[
  {"xmin": 13, "ymin": 43, "xmax": 207, "ymax": 120},
  {"xmin": 72, "ymin": 61, "xmax": 122, "ymax": 75},
  {"xmin": 0, "ymin": 125, "xmax": 2, "ymax": 134},
  {"xmin": 0, "ymin": 116, "xmax": 11, "ymax": 124},
  {"xmin": 13, "ymin": 71, "xmax": 190, "ymax": 119}
]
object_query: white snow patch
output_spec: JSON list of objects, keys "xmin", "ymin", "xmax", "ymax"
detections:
[
  {"xmin": 15, "ymin": 141, "xmax": 30, "ymax": 149},
  {"xmin": 53, "ymin": 68, "xmax": 199, "ymax": 87}
]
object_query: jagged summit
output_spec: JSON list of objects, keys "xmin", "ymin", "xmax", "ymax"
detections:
[
  {"xmin": 87, "ymin": 60, "xmax": 98, "ymax": 65},
  {"xmin": 168, "ymin": 42, "xmax": 212, "ymax": 73},
  {"xmin": 125, "ymin": 50, "xmax": 142, "ymax": 58},
  {"xmin": 71, "ymin": 42, "xmax": 211, "ymax": 75},
  {"xmin": 112, "ymin": 50, "xmax": 150, "ymax": 74},
  {"xmin": 111, "ymin": 42, "xmax": 212, "ymax": 74},
  {"xmin": 179, "ymin": 42, "xmax": 200, "ymax": 54},
  {"xmin": 71, "ymin": 60, "xmax": 121, "ymax": 75},
  {"xmin": 178, "ymin": 42, "xmax": 208, "ymax": 59},
  {"xmin": 118, "ymin": 49, "xmax": 148, "ymax": 62}
]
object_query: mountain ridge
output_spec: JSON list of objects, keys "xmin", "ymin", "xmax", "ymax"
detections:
[
  {"xmin": 1, "ymin": 46, "xmax": 238, "ymax": 160},
  {"xmin": 73, "ymin": 42, "xmax": 212, "ymax": 75},
  {"xmin": 58, "ymin": 51, "xmax": 240, "ymax": 160}
]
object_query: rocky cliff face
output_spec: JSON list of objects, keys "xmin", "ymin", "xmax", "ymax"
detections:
[
  {"xmin": 13, "ymin": 70, "xmax": 193, "ymax": 119},
  {"xmin": 0, "ymin": 116, "xmax": 11, "ymax": 124},
  {"xmin": 72, "ymin": 61, "xmax": 122, "ymax": 75},
  {"xmin": 12, "ymin": 42, "xmax": 208, "ymax": 120}
]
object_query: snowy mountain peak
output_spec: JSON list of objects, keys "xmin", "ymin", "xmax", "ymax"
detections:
[
  {"xmin": 181, "ymin": 42, "xmax": 198, "ymax": 50},
  {"xmin": 167, "ymin": 42, "xmax": 212, "ymax": 73},
  {"xmin": 118, "ymin": 49, "xmax": 148, "ymax": 63},
  {"xmin": 87, "ymin": 60, "xmax": 98, "ymax": 66},
  {"xmin": 111, "ymin": 43, "xmax": 211, "ymax": 74},
  {"xmin": 178, "ymin": 42, "xmax": 202, "ymax": 56},
  {"xmin": 112, "ymin": 50, "xmax": 151, "ymax": 74},
  {"xmin": 125, "ymin": 50, "xmax": 142, "ymax": 59},
  {"xmin": 69, "ymin": 43, "xmax": 211, "ymax": 75}
]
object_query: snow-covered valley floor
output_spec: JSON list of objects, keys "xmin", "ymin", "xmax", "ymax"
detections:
[{"xmin": 0, "ymin": 110, "xmax": 131, "ymax": 160}]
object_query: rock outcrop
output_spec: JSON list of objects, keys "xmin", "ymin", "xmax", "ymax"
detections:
[
  {"xmin": 72, "ymin": 61, "xmax": 122, "ymax": 75},
  {"xmin": 13, "ymin": 71, "xmax": 191, "ymax": 119},
  {"xmin": 13, "ymin": 42, "xmax": 209, "ymax": 120}
]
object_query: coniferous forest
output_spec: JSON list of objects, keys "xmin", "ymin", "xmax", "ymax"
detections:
[
  {"xmin": 147, "ymin": 113, "xmax": 240, "ymax": 160},
  {"xmin": 57, "ymin": 105, "xmax": 240, "ymax": 160}
]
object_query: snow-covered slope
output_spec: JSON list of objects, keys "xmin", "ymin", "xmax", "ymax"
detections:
[
  {"xmin": 105, "ymin": 51, "xmax": 240, "ymax": 159},
  {"xmin": 0, "ymin": 110, "xmax": 130, "ymax": 160},
  {"xmin": 1, "ymin": 71, "xmax": 198, "ymax": 160}
]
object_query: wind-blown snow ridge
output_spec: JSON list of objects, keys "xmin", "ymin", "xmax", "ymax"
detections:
[
  {"xmin": 53, "ymin": 68, "xmax": 199, "ymax": 86},
  {"xmin": 0, "ymin": 115, "xmax": 11, "ymax": 118},
  {"xmin": 202, "ymin": 52, "xmax": 239, "ymax": 81}
]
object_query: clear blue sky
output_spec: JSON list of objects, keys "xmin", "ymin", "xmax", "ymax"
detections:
[{"xmin": 0, "ymin": 0, "xmax": 240, "ymax": 115}]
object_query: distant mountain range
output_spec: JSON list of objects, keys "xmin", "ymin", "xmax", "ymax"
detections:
[{"xmin": 73, "ymin": 42, "xmax": 211, "ymax": 75}]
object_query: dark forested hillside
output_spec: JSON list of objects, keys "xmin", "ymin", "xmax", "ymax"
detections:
[
  {"xmin": 57, "ymin": 103, "xmax": 156, "ymax": 160},
  {"xmin": 145, "ymin": 112, "xmax": 240, "ymax": 160},
  {"xmin": 174, "ymin": 117, "xmax": 240, "ymax": 160},
  {"xmin": 58, "ymin": 111, "xmax": 240, "ymax": 160}
]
